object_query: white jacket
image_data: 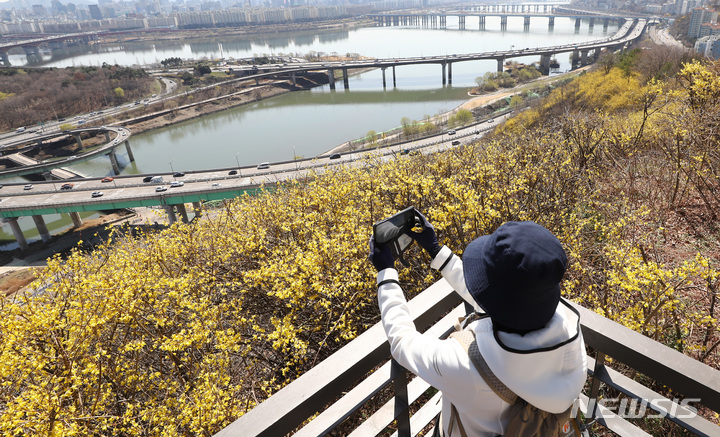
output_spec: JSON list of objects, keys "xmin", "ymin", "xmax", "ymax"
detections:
[{"xmin": 376, "ymin": 246, "xmax": 588, "ymax": 436}]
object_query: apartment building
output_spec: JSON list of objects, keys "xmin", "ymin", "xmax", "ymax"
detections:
[{"xmin": 689, "ymin": 6, "xmax": 719, "ymax": 37}]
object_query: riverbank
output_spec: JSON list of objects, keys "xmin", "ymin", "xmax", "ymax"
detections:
[
  {"xmin": 461, "ymin": 65, "xmax": 591, "ymax": 111},
  {"xmin": 322, "ymin": 66, "xmax": 592, "ymax": 155},
  {"xmin": 119, "ymin": 81, "xmax": 299, "ymax": 136},
  {"xmin": 117, "ymin": 67, "xmax": 375, "ymax": 137},
  {"xmin": 97, "ymin": 18, "xmax": 375, "ymax": 44}
]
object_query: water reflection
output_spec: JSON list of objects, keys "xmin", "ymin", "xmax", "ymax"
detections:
[
  {"xmin": 317, "ymin": 31, "xmax": 350, "ymax": 44},
  {"xmin": 222, "ymin": 39, "xmax": 253, "ymax": 52},
  {"xmin": 190, "ymin": 41, "xmax": 223, "ymax": 54},
  {"xmin": 292, "ymin": 33, "xmax": 317, "ymax": 47}
]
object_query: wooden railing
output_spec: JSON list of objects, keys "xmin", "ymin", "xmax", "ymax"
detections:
[{"xmin": 214, "ymin": 279, "xmax": 720, "ymax": 437}]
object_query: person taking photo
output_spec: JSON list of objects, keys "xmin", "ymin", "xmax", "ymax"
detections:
[{"xmin": 368, "ymin": 213, "xmax": 587, "ymax": 436}]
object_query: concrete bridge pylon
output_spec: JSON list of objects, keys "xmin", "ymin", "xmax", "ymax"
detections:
[{"xmin": 4, "ymin": 218, "xmax": 29, "ymax": 252}]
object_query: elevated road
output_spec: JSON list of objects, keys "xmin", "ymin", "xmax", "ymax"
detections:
[
  {"xmin": 0, "ymin": 113, "xmax": 510, "ymax": 218},
  {"xmin": 3, "ymin": 153, "xmax": 78, "ymax": 179},
  {"xmin": 0, "ymin": 126, "xmax": 133, "ymax": 179},
  {"xmin": 219, "ymin": 18, "xmax": 646, "ymax": 87}
]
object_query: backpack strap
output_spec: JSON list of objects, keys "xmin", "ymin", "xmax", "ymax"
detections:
[
  {"xmin": 452, "ymin": 311, "xmax": 486, "ymax": 331},
  {"xmin": 449, "ymin": 330, "xmax": 518, "ymax": 405},
  {"xmin": 447, "ymin": 403, "xmax": 469, "ymax": 437}
]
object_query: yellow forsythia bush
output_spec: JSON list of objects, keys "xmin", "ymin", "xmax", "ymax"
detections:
[{"xmin": 2, "ymin": 60, "xmax": 720, "ymax": 435}]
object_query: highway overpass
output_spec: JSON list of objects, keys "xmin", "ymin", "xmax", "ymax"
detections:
[
  {"xmin": 0, "ymin": 126, "xmax": 134, "ymax": 178},
  {"xmin": 0, "ymin": 114, "xmax": 509, "ymax": 252}
]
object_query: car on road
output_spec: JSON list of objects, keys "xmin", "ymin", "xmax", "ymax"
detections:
[
  {"xmin": 488, "ymin": 118, "xmax": 494, "ymax": 123},
  {"xmin": 91, "ymin": 191, "xmax": 103, "ymax": 198},
  {"xmin": 16, "ymin": 127, "xmax": 25, "ymax": 133},
  {"xmin": 451, "ymin": 140, "xmax": 460, "ymax": 146},
  {"xmin": 60, "ymin": 183, "xmax": 74, "ymax": 190},
  {"xmin": 212, "ymin": 183, "xmax": 221, "ymax": 187},
  {"xmin": 228, "ymin": 170, "xmax": 238, "ymax": 175},
  {"xmin": 257, "ymin": 162, "xmax": 270, "ymax": 170},
  {"xmin": 155, "ymin": 186, "xmax": 168, "ymax": 192},
  {"xmin": 448, "ymin": 130, "xmax": 456, "ymax": 135},
  {"xmin": 329, "ymin": 153, "xmax": 341, "ymax": 159},
  {"xmin": 101, "ymin": 177, "xmax": 114, "ymax": 182},
  {"xmin": 173, "ymin": 172, "xmax": 185, "ymax": 178},
  {"xmin": 170, "ymin": 181, "xmax": 184, "ymax": 188},
  {"xmin": 24, "ymin": 184, "xmax": 33, "ymax": 190},
  {"xmin": 143, "ymin": 176, "xmax": 154, "ymax": 182}
]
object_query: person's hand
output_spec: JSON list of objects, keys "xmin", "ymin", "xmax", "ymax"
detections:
[
  {"xmin": 405, "ymin": 210, "xmax": 441, "ymax": 259},
  {"xmin": 368, "ymin": 235, "xmax": 395, "ymax": 271}
]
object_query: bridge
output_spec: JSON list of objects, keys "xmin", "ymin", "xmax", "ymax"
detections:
[
  {"xmin": 0, "ymin": 31, "xmax": 99, "ymax": 66},
  {"xmin": 224, "ymin": 18, "xmax": 646, "ymax": 88},
  {"xmin": 367, "ymin": 6, "xmax": 629, "ymax": 30}
]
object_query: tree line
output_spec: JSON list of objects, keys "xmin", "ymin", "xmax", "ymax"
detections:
[{"xmin": 0, "ymin": 64, "xmax": 155, "ymax": 131}]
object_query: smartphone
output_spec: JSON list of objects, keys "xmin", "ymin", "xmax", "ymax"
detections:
[{"xmin": 373, "ymin": 207, "xmax": 422, "ymax": 266}]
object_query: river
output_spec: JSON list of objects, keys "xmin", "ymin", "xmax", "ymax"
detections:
[{"xmin": 0, "ymin": 16, "xmax": 618, "ymax": 248}]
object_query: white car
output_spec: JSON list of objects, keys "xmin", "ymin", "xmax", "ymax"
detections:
[
  {"xmin": 23, "ymin": 184, "xmax": 33, "ymax": 190},
  {"xmin": 91, "ymin": 191, "xmax": 103, "ymax": 198},
  {"xmin": 212, "ymin": 182, "xmax": 221, "ymax": 187},
  {"xmin": 170, "ymin": 181, "xmax": 184, "ymax": 188},
  {"xmin": 155, "ymin": 186, "xmax": 168, "ymax": 192}
]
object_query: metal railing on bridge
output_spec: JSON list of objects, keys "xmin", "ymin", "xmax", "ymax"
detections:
[{"xmin": 215, "ymin": 279, "xmax": 720, "ymax": 436}]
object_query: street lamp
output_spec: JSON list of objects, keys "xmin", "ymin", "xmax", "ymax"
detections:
[
  {"xmin": 169, "ymin": 161, "xmax": 174, "ymax": 174},
  {"xmin": 235, "ymin": 153, "xmax": 241, "ymax": 176}
]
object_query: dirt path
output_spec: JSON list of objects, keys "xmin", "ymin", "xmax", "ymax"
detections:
[{"xmin": 459, "ymin": 66, "xmax": 591, "ymax": 112}]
